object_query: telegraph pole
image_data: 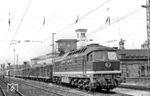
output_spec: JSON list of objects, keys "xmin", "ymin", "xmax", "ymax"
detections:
[
  {"xmin": 52, "ymin": 33, "xmax": 56, "ymax": 80},
  {"xmin": 16, "ymin": 55, "xmax": 19, "ymax": 75},
  {"xmin": 8, "ymin": 63, "xmax": 11, "ymax": 82},
  {"xmin": 142, "ymin": 0, "xmax": 150, "ymax": 77},
  {"xmin": 13, "ymin": 49, "xmax": 15, "ymax": 76},
  {"xmin": 16, "ymin": 55, "xmax": 19, "ymax": 70},
  {"xmin": 24, "ymin": 61, "xmax": 27, "ymax": 79}
]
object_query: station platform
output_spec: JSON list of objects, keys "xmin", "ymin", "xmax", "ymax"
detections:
[{"xmin": 119, "ymin": 82, "xmax": 150, "ymax": 91}]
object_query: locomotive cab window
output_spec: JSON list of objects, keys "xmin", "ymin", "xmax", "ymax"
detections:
[
  {"xmin": 94, "ymin": 51, "xmax": 106, "ymax": 61},
  {"xmin": 88, "ymin": 53, "xmax": 93, "ymax": 61},
  {"xmin": 107, "ymin": 51, "xmax": 118, "ymax": 60}
]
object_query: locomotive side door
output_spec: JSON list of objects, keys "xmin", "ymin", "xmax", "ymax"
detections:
[{"xmin": 82, "ymin": 56, "xmax": 86, "ymax": 75}]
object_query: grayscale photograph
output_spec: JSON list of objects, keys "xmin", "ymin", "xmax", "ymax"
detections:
[{"xmin": 0, "ymin": 0, "xmax": 149, "ymax": 96}]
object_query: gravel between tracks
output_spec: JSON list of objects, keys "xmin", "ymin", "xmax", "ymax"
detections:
[
  {"xmin": 0, "ymin": 77, "xmax": 23, "ymax": 96},
  {"xmin": 4, "ymin": 76, "xmax": 135, "ymax": 96},
  {"xmin": 10, "ymin": 77, "xmax": 132, "ymax": 96},
  {"xmin": 5, "ymin": 77, "xmax": 87, "ymax": 96}
]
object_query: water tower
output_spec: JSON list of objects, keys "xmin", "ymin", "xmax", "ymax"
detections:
[{"xmin": 75, "ymin": 29, "xmax": 87, "ymax": 48}]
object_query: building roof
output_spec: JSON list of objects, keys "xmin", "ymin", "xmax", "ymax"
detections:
[
  {"xmin": 75, "ymin": 29, "xmax": 87, "ymax": 32},
  {"xmin": 117, "ymin": 49, "xmax": 149, "ymax": 57},
  {"xmin": 56, "ymin": 39, "xmax": 78, "ymax": 43},
  {"xmin": 66, "ymin": 43, "xmax": 116, "ymax": 56},
  {"xmin": 117, "ymin": 49, "xmax": 150, "ymax": 61}
]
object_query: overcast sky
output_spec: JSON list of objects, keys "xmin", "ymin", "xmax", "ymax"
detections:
[{"xmin": 0, "ymin": 0, "xmax": 146, "ymax": 64}]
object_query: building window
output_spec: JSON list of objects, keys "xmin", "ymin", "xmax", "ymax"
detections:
[
  {"xmin": 141, "ymin": 66, "xmax": 145, "ymax": 71},
  {"xmin": 89, "ymin": 54, "xmax": 93, "ymax": 61},
  {"xmin": 81, "ymin": 33, "xmax": 86, "ymax": 38}
]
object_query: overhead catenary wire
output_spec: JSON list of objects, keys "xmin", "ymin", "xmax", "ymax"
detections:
[
  {"xmin": 5, "ymin": 0, "xmax": 21, "ymax": 40},
  {"xmin": 9, "ymin": 0, "xmax": 32, "ymax": 45},
  {"xmin": 106, "ymin": 28, "xmax": 146, "ymax": 43},
  {"xmin": 4, "ymin": 0, "xmax": 32, "ymax": 58},
  {"xmin": 87, "ymin": 7, "xmax": 143, "ymax": 36},
  {"xmin": 77, "ymin": 0, "xmax": 111, "ymax": 22},
  {"xmin": 33, "ymin": 8, "xmax": 63, "ymax": 39},
  {"xmin": 42, "ymin": 0, "xmax": 111, "ymax": 42},
  {"xmin": 3, "ymin": 0, "xmax": 143, "ymax": 63}
]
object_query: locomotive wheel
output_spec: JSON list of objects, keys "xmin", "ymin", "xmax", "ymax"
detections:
[
  {"xmin": 82, "ymin": 84, "xmax": 86, "ymax": 90},
  {"xmin": 85, "ymin": 82, "xmax": 95, "ymax": 92},
  {"xmin": 106, "ymin": 88, "xmax": 110, "ymax": 92},
  {"xmin": 77, "ymin": 79, "xmax": 83, "ymax": 89},
  {"xmin": 82, "ymin": 79, "xmax": 88, "ymax": 90},
  {"xmin": 78, "ymin": 84, "xmax": 82, "ymax": 89},
  {"xmin": 85, "ymin": 82, "xmax": 92, "ymax": 92},
  {"xmin": 86, "ymin": 86, "xmax": 95, "ymax": 92},
  {"xmin": 74, "ymin": 79, "xmax": 78, "ymax": 87},
  {"xmin": 70, "ymin": 79, "xmax": 74, "ymax": 87},
  {"xmin": 81, "ymin": 81, "xmax": 85, "ymax": 90}
]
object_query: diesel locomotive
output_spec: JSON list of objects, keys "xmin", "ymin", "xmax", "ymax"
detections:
[
  {"xmin": 53, "ymin": 43, "xmax": 122, "ymax": 91},
  {"xmin": 13, "ymin": 43, "xmax": 122, "ymax": 91}
]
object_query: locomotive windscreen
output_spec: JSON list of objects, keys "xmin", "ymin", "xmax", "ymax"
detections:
[
  {"xmin": 107, "ymin": 52, "xmax": 118, "ymax": 60},
  {"xmin": 94, "ymin": 51, "xmax": 106, "ymax": 60},
  {"xmin": 94, "ymin": 51, "xmax": 118, "ymax": 61}
]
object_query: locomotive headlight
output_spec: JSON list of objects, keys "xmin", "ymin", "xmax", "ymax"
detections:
[{"xmin": 105, "ymin": 62, "xmax": 111, "ymax": 68}]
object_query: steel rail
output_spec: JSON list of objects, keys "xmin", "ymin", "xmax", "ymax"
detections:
[
  {"xmin": 11, "ymin": 77, "xmax": 85, "ymax": 96},
  {"xmin": 0, "ymin": 85, "xmax": 6, "ymax": 96},
  {"xmin": 19, "ymin": 80, "xmax": 84, "ymax": 96}
]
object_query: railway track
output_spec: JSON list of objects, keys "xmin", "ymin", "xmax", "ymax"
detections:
[
  {"xmin": 0, "ymin": 77, "xmax": 24, "ymax": 96},
  {"xmin": 0, "ymin": 85, "xmax": 6, "ymax": 96},
  {"xmin": 2, "ymin": 76, "xmax": 136, "ymax": 96},
  {"xmin": 7, "ymin": 76, "xmax": 87, "ymax": 96},
  {"xmin": 12, "ymin": 76, "xmax": 132, "ymax": 96},
  {"xmin": 15, "ymin": 80, "xmax": 85, "ymax": 96}
]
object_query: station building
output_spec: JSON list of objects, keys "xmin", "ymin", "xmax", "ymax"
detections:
[
  {"xmin": 30, "ymin": 39, "xmax": 77, "ymax": 67},
  {"xmin": 118, "ymin": 49, "xmax": 150, "ymax": 77},
  {"xmin": 117, "ymin": 39, "xmax": 150, "ymax": 78}
]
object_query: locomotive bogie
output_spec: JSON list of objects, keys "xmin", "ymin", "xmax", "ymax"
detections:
[
  {"xmin": 53, "ymin": 71, "xmax": 121, "ymax": 91},
  {"xmin": 93, "ymin": 73, "xmax": 121, "ymax": 90}
]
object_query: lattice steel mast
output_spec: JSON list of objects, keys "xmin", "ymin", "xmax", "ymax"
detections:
[{"xmin": 142, "ymin": 0, "xmax": 150, "ymax": 76}]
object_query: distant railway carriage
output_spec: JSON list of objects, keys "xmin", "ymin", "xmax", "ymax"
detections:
[
  {"xmin": 53, "ymin": 44, "xmax": 122, "ymax": 91},
  {"xmin": 15, "ymin": 64, "xmax": 53, "ymax": 82},
  {"xmin": 29, "ymin": 65, "xmax": 53, "ymax": 81}
]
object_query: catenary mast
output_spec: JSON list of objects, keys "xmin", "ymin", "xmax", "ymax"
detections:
[{"xmin": 142, "ymin": 0, "xmax": 150, "ymax": 76}]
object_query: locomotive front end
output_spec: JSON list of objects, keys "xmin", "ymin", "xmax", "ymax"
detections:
[{"xmin": 91, "ymin": 49, "xmax": 122, "ymax": 91}]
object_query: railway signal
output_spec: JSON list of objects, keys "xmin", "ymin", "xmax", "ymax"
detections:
[{"xmin": 7, "ymin": 83, "xmax": 18, "ymax": 92}]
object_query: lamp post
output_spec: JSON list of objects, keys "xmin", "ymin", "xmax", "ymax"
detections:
[
  {"xmin": 13, "ymin": 49, "xmax": 15, "ymax": 76},
  {"xmin": 24, "ymin": 61, "xmax": 27, "ymax": 79},
  {"xmin": 16, "ymin": 55, "xmax": 19, "ymax": 74},
  {"xmin": 8, "ymin": 62, "xmax": 11, "ymax": 82}
]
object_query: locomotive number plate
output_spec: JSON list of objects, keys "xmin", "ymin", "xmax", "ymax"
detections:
[{"xmin": 105, "ymin": 62, "xmax": 111, "ymax": 68}]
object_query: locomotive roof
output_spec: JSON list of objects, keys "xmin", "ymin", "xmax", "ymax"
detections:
[{"xmin": 67, "ymin": 43, "xmax": 116, "ymax": 56}]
